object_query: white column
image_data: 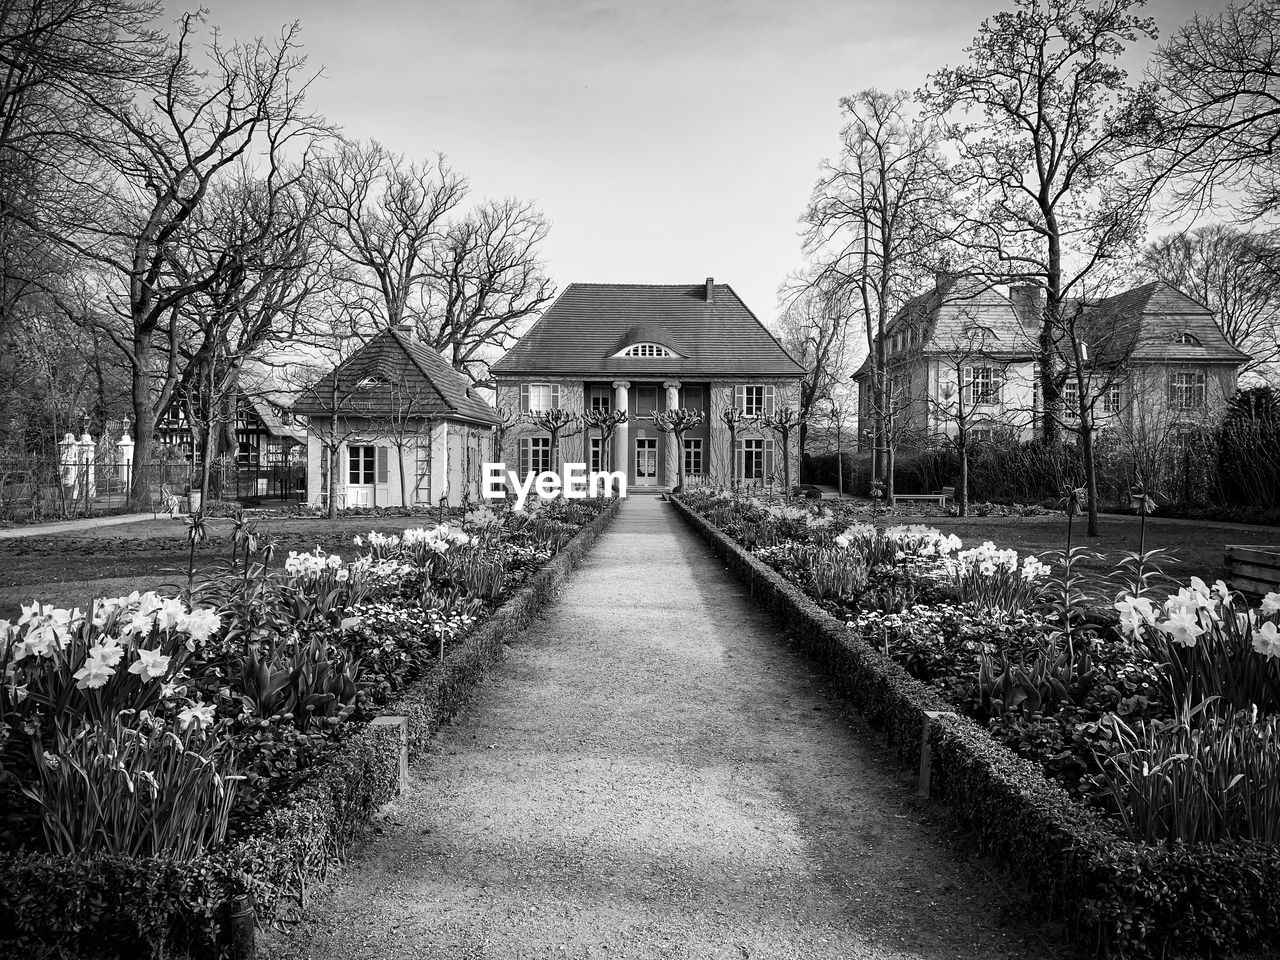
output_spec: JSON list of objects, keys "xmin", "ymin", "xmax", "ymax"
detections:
[
  {"xmin": 612, "ymin": 381, "xmax": 630, "ymax": 477},
  {"xmin": 662, "ymin": 380, "xmax": 681, "ymax": 486}
]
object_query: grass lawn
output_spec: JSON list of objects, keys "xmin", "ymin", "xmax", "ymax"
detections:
[{"xmin": 0, "ymin": 514, "xmax": 453, "ymax": 618}]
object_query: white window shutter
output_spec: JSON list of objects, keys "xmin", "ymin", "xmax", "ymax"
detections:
[
  {"xmin": 519, "ymin": 439, "xmax": 529, "ymax": 477},
  {"xmin": 734, "ymin": 439, "xmax": 742, "ymax": 479},
  {"xmin": 765, "ymin": 439, "xmax": 775, "ymax": 478},
  {"xmin": 376, "ymin": 446, "xmax": 388, "ymax": 484},
  {"xmin": 961, "ymin": 367, "xmax": 972, "ymax": 407},
  {"xmin": 520, "ymin": 383, "xmax": 530, "ymax": 412},
  {"xmin": 551, "ymin": 384, "xmax": 561, "ymax": 409},
  {"xmin": 765, "ymin": 385, "xmax": 775, "ymax": 415},
  {"xmin": 734, "ymin": 385, "xmax": 745, "ymax": 412}
]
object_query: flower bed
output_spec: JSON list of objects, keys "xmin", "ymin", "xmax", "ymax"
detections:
[
  {"xmin": 0, "ymin": 496, "xmax": 619, "ymax": 958},
  {"xmin": 672, "ymin": 488, "xmax": 1280, "ymax": 959}
]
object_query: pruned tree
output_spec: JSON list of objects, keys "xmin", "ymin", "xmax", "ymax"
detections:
[
  {"xmin": 650, "ymin": 408, "xmax": 703, "ymax": 492},
  {"xmin": 759, "ymin": 406, "xmax": 803, "ymax": 496},
  {"xmin": 581, "ymin": 407, "xmax": 627, "ymax": 473},
  {"xmin": 924, "ymin": 0, "xmax": 1157, "ymax": 445},
  {"xmin": 523, "ymin": 408, "xmax": 581, "ymax": 470},
  {"xmin": 803, "ymin": 88, "xmax": 951, "ymax": 496},
  {"xmin": 720, "ymin": 405, "xmax": 754, "ymax": 488},
  {"xmin": 1138, "ymin": 225, "xmax": 1280, "ymax": 375}
]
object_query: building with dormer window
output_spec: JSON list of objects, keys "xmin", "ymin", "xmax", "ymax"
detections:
[
  {"xmin": 852, "ymin": 278, "xmax": 1250, "ymax": 447},
  {"xmin": 490, "ymin": 279, "xmax": 805, "ymax": 489}
]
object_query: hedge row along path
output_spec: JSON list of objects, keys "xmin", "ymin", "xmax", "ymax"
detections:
[{"xmin": 267, "ymin": 496, "xmax": 1071, "ymax": 960}]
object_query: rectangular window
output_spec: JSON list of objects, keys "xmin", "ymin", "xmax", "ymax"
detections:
[
  {"xmin": 683, "ymin": 438, "xmax": 703, "ymax": 475},
  {"xmin": 679, "ymin": 384, "xmax": 704, "ymax": 412},
  {"xmin": 734, "ymin": 384, "xmax": 774, "ymax": 417},
  {"xmin": 348, "ymin": 445, "xmax": 375, "ymax": 485},
  {"xmin": 415, "ymin": 442, "xmax": 430, "ymax": 500},
  {"xmin": 736, "ymin": 437, "xmax": 774, "ymax": 482},
  {"xmin": 518, "ymin": 436, "xmax": 552, "ymax": 476},
  {"xmin": 971, "ymin": 426, "xmax": 993, "ymax": 442},
  {"xmin": 588, "ymin": 385, "xmax": 612, "ymax": 411},
  {"xmin": 520, "ymin": 382, "xmax": 561, "ymax": 413},
  {"xmin": 589, "ymin": 436, "xmax": 604, "ymax": 473},
  {"xmin": 1170, "ymin": 371, "xmax": 1205, "ymax": 411},
  {"xmin": 1103, "ymin": 382, "xmax": 1122, "ymax": 415},
  {"xmin": 1062, "ymin": 379, "xmax": 1079, "ymax": 417},
  {"xmin": 964, "ymin": 367, "xmax": 1000, "ymax": 406},
  {"xmin": 636, "ymin": 385, "xmax": 659, "ymax": 416}
]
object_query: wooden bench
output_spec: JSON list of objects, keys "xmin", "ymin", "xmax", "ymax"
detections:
[
  {"xmin": 1225, "ymin": 545, "xmax": 1280, "ymax": 597},
  {"xmin": 893, "ymin": 493, "xmax": 949, "ymax": 507}
]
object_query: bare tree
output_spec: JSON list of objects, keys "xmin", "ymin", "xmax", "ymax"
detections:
[
  {"xmin": 803, "ymin": 88, "xmax": 951, "ymax": 495},
  {"xmin": 317, "ymin": 139, "xmax": 465, "ymax": 335},
  {"xmin": 925, "ymin": 317, "xmax": 1004, "ymax": 517},
  {"xmin": 426, "ymin": 197, "xmax": 555, "ymax": 381},
  {"xmin": 1150, "ymin": 0, "xmax": 1280, "ymax": 218},
  {"xmin": 775, "ymin": 279, "xmax": 853, "ymax": 457},
  {"xmin": 924, "ymin": 0, "xmax": 1157, "ymax": 444},
  {"xmin": 48, "ymin": 15, "xmax": 324, "ymax": 508},
  {"xmin": 1138, "ymin": 225, "xmax": 1280, "ymax": 374}
]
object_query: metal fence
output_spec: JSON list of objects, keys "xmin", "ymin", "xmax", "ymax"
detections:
[{"xmin": 0, "ymin": 453, "xmax": 306, "ymax": 522}]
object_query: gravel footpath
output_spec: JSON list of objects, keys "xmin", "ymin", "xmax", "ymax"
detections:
[{"xmin": 265, "ymin": 496, "xmax": 1073, "ymax": 960}]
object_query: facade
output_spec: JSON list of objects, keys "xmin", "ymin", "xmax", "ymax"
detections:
[
  {"xmin": 853, "ymin": 279, "xmax": 1249, "ymax": 446},
  {"xmin": 490, "ymin": 279, "xmax": 805, "ymax": 490},
  {"xmin": 292, "ymin": 323, "xmax": 500, "ymax": 509}
]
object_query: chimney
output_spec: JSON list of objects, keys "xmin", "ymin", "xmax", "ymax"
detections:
[
  {"xmin": 705, "ymin": 277, "xmax": 715, "ymax": 302},
  {"xmin": 1010, "ymin": 285, "xmax": 1043, "ymax": 327},
  {"xmin": 394, "ymin": 321, "xmax": 415, "ymax": 342}
]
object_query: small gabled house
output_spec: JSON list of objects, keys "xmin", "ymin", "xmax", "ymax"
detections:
[
  {"xmin": 490, "ymin": 279, "xmax": 805, "ymax": 489},
  {"xmin": 853, "ymin": 278, "xmax": 1250, "ymax": 446},
  {"xmin": 292, "ymin": 323, "xmax": 499, "ymax": 509}
]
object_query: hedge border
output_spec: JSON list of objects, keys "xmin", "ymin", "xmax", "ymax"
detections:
[
  {"xmin": 0, "ymin": 498, "xmax": 622, "ymax": 960},
  {"xmin": 671, "ymin": 495, "xmax": 1280, "ymax": 959}
]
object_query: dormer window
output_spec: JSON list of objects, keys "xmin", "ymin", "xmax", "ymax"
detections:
[
  {"xmin": 1174, "ymin": 331, "xmax": 1201, "ymax": 346},
  {"xmin": 618, "ymin": 342, "xmax": 674, "ymax": 358},
  {"xmin": 357, "ymin": 375, "xmax": 389, "ymax": 388}
]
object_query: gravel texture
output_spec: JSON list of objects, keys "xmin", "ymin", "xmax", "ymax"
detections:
[{"xmin": 264, "ymin": 496, "xmax": 1074, "ymax": 960}]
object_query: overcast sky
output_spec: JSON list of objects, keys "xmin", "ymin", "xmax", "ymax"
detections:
[{"xmin": 200, "ymin": 0, "xmax": 1208, "ymax": 326}]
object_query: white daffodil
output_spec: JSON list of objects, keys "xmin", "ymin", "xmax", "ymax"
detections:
[
  {"xmin": 128, "ymin": 647, "xmax": 171, "ymax": 682},
  {"xmin": 73, "ymin": 656, "xmax": 115, "ymax": 690},
  {"xmin": 1253, "ymin": 621, "xmax": 1280, "ymax": 659}
]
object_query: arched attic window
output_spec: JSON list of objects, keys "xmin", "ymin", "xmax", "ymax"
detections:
[
  {"xmin": 356, "ymin": 374, "xmax": 390, "ymax": 388},
  {"xmin": 616, "ymin": 342, "xmax": 675, "ymax": 358},
  {"xmin": 1173, "ymin": 331, "xmax": 1201, "ymax": 346}
]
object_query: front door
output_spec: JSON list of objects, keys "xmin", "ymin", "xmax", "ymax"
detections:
[
  {"xmin": 635, "ymin": 437, "xmax": 657, "ymax": 486},
  {"xmin": 347, "ymin": 444, "xmax": 376, "ymax": 507}
]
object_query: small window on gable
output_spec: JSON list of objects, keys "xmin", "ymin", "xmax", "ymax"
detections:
[
  {"xmin": 356, "ymin": 375, "xmax": 389, "ymax": 388},
  {"xmin": 619, "ymin": 343, "xmax": 673, "ymax": 358},
  {"xmin": 1174, "ymin": 331, "xmax": 1201, "ymax": 346}
]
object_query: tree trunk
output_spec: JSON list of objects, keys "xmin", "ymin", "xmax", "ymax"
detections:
[
  {"xmin": 886, "ymin": 443, "xmax": 896, "ymax": 505},
  {"xmin": 1082, "ymin": 416, "xmax": 1100, "ymax": 537},
  {"xmin": 781, "ymin": 430, "xmax": 791, "ymax": 494},
  {"xmin": 959, "ymin": 439, "xmax": 969, "ymax": 517},
  {"xmin": 397, "ymin": 443, "xmax": 409, "ymax": 508},
  {"xmin": 129, "ymin": 375, "xmax": 155, "ymax": 510},
  {"xmin": 200, "ymin": 419, "xmax": 215, "ymax": 508}
]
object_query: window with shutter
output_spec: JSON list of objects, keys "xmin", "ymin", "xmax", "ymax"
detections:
[
  {"xmin": 519, "ymin": 383, "xmax": 530, "ymax": 412},
  {"xmin": 376, "ymin": 446, "xmax": 388, "ymax": 484},
  {"xmin": 764, "ymin": 385, "xmax": 775, "ymax": 415},
  {"xmin": 734, "ymin": 385, "xmax": 745, "ymax": 412}
]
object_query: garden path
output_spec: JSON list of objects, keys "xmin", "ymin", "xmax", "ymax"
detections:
[{"xmin": 266, "ymin": 496, "xmax": 1069, "ymax": 960}]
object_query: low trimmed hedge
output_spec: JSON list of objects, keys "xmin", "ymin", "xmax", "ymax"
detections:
[
  {"xmin": 671, "ymin": 496, "xmax": 1280, "ymax": 959},
  {"xmin": 0, "ymin": 498, "xmax": 621, "ymax": 959}
]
